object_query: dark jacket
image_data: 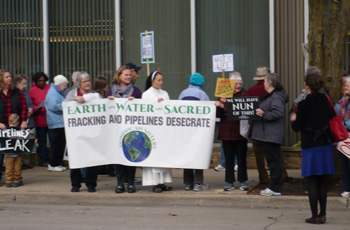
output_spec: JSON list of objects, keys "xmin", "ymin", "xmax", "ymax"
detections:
[
  {"xmin": 291, "ymin": 92, "xmax": 333, "ymax": 148},
  {"xmin": 216, "ymin": 91, "xmax": 249, "ymax": 141},
  {"xmin": 250, "ymin": 86, "xmax": 288, "ymax": 144}
]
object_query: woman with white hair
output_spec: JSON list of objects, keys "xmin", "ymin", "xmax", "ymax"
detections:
[
  {"xmin": 215, "ymin": 72, "xmax": 249, "ymax": 192},
  {"xmin": 65, "ymin": 72, "xmax": 101, "ymax": 193},
  {"xmin": 45, "ymin": 75, "xmax": 69, "ymax": 172}
]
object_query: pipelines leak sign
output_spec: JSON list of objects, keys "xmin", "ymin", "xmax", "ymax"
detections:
[
  {"xmin": 226, "ymin": 96, "xmax": 260, "ymax": 120},
  {"xmin": 0, "ymin": 127, "xmax": 36, "ymax": 154},
  {"xmin": 63, "ymin": 98, "xmax": 216, "ymax": 169}
]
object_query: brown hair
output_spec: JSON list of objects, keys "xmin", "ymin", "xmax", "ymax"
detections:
[
  {"xmin": 13, "ymin": 74, "xmax": 28, "ymax": 87},
  {"xmin": 0, "ymin": 69, "xmax": 13, "ymax": 91},
  {"xmin": 9, "ymin": 113, "xmax": 20, "ymax": 126},
  {"xmin": 93, "ymin": 76, "xmax": 108, "ymax": 98},
  {"xmin": 112, "ymin": 65, "xmax": 130, "ymax": 84},
  {"xmin": 305, "ymin": 73, "xmax": 324, "ymax": 93}
]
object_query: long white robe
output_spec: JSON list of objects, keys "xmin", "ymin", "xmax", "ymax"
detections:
[{"xmin": 141, "ymin": 87, "xmax": 173, "ymax": 186}]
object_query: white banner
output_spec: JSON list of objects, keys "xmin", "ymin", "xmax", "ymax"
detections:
[{"xmin": 63, "ymin": 99, "xmax": 216, "ymax": 169}]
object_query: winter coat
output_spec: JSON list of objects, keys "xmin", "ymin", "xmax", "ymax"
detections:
[
  {"xmin": 45, "ymin": 84, "xmax": 65, "ymax": 129},
  {"xmin": 247, "ymin": 80, "xmax": 267, "ymax": 101},
  {"xmin": 292, "ymin": 92, "xmax": 332, "ymax": 148},
  {"xmin": 178, "ymin": 84, "xmax": 210, "ymax": 101},
  {"xmin": 250, "ymin": 87, "xmax": 288, "ymax": 144},
  {"xmin": 28, "ymin": 83, "xmax": 50, "ymax": 127}
]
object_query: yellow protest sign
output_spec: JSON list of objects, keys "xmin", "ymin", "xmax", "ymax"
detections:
[{"xmin": 215, "ymin": 78, "xmax": 235, "ymax": 97}]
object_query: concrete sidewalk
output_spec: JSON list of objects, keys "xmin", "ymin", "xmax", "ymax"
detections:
[{"xmin": 0, "ymin": 167, "xmax": 339, "ymax": 200}]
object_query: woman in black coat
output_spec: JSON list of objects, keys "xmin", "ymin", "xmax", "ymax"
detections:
[{"xmin": 291, "ymin": 72, "xmax": 335, "ymax": 224}]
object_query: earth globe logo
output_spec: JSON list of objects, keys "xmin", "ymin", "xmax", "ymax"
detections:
[{"xmin": 122, "ymin": 131, "xmax": 152, "ymax": 162}]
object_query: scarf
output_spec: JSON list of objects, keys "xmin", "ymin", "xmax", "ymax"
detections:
[
  {"xmin": 111, "ymin": 83, "xmax": 134, "ymax": 98},
  {"xmin": 339, "ymin": 95, "xmax": 350, "ymax": 120}
]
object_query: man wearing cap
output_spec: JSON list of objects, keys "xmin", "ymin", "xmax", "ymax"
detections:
[
  {"xmin": 248, "ymin": 67, "xmax": 290, "ymax": 184},
  {"xmin": 178, "ymin": 73, "xmax": 210, "ymax": 191},
  {"xmin": 45, "ymin": 75, "xmax": 69, "ymax": 172},
  {"xmin": 125, "ymin": 63, "xmax": 142, "ymax": 85}
]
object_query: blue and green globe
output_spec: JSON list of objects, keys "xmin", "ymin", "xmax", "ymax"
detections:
[{"xmin": 122, "ymin": 131, "xmax": 152, "ymax": 162}]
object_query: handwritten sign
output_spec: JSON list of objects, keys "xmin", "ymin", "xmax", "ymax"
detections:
[
  {"xmin": 141, "ymin": 31, "xmax": 155, "ymax": 64},
  {"xmin": 212, "ymin": 53, "xmax": 234, "ymax": 73},
  {"xmin": 0, "ymin": 127, "xmax": 36, "ymax": 154},
  {"xmin": 226, "ymin": 97, "xmax": 260, "ymax": 120},
  {"xmin": 215, "ymin": 78, "xmax": 235, "ymax": 97}
]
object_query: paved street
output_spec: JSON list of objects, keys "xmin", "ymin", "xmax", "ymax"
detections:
[{"xmin": 0, "ymin": 168, "xmax": 349, "ymax": 229}]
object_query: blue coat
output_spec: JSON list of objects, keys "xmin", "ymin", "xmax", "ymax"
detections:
[
  {"xmin": 178, "ymin": 84, "xmax": 210, "ymax": 101},
  {"xmin": 45, "ymin": 84, "xmax": 65, "ymax": 129}
]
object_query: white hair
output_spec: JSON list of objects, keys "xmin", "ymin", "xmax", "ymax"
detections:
[{"xmin": 229, "ymin": 72, "xmax": 242, "ymax": 83}]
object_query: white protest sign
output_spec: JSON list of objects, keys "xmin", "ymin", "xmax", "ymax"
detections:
[
  {"xmin": 337, "ymin": 137, "xmax": 350, "ymax": 159},
  {"xmin": 212, "ymin": 53, "xmax": 234, "ymax": 73},
  {"xmin": 63, "ymin": 99, "xmax": 216, "ymax": 169},
  {"xmin": 141, "ymin": 31, "xmax": 155, "ymax": 64}
]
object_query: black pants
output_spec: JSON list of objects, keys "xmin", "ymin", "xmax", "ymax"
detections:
[
  {"xmin": 48, "ymin": 128, "xmax": 66, "ymax": 167},
  {"xmin": 115, "ymin": 165, "xmax": 136, "ymax": 185},
  {"xmin": 70, "ymin": 167, "xmax": 98, "ymax": 189},
  {"xmin": 183, "ymin": 169, "xmax": 204, "ymax": 185},
  {"xmin": 222, "ymin": 140, "xmax": 248, "ymax": 183},
  {"xmin": 260, "ymin": 141, "xmax": 283, "ymax": 192}
]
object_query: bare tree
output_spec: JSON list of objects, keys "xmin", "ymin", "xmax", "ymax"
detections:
[{"xmin": 308, "ymin": 0, "xmax": 350, "ymax": 101}]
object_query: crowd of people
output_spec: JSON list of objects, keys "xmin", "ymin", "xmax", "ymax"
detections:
[{"xmin": 0, "ymin": 64, "xmax": 349, "ymax": 225}]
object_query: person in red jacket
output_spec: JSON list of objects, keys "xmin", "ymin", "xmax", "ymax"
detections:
[{"xmin": 28, "ymin": 72, "xmax": 52, "ymax": 166}]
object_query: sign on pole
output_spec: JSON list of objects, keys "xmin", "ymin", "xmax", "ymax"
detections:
[
  {"xmin": 214, "ymin": 79, "xmax": 235, "ymax": 97},
  {"xmin": 226, "ymin": 96, "xmax": 260, "ymax": 120},
  {"xmin": 141, "ymin": 31, "xmax": 155, "ymax": 64},
  {"xmin": 212, "ymin": 53, "xmax": 234, "ymax": 73}
]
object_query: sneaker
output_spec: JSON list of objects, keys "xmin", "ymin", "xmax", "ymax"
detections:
[
  {"xmin": 193, "ymin": 184, "xmax": 210, "ymax": 192},
  {"xmin": 184, "ymin": 184, "xmax": 193, "ymax": 191},
  {"xmin": 234, "ymin": 165, "xmax": 238, "ymax": 172},
  {"xmin": 260, "ymin": 188, "xmax": 281, "ymax": 196},
  {"xmin": 58, "ymin": 165, "xmax": 67, "ymax": 171},
  {"xmin": 239, "ymin": 182, "xmax": 249, "ymax": 191},
  {"xmin": 224, "ymin": 183, "xmax": 234, "ymax": 191},
  {"xmin": 134, "ymin": 178, "xmax": 142, "ymax": 185},
  {"xmin": 5, "ymin": 183, "xmax": 12, "ymax": 188},
  {"xmin": 12, "ymin": 183, "xmax": 20, "ymax": 187},
  {"xmin": 341, "ymin": 191, "xmax": 350, "ymax": 197},
  {"xmin": 48, "ymin": 164, "xmax": 64, "ymax": 172},
  {"xmin": 214, "ymin": 164, "xmax": 225, "ymax": 171},
  {"xmin": 115, "ymin": 185, "xmax": 125, "ymax": 193}
]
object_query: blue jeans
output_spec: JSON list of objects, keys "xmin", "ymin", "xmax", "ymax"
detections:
[
  {"xmin": 220, "ymin": 141, "xmax": 226, "ymax": 167},
  {"xmin": 36, "ymin": 127, "xmax": 53, "ymax": 165}
]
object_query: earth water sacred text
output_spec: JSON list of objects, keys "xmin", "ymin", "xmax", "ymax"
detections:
[{"xmin": 63, "ymin": 98, "xmax": 216, "ymax": 169}]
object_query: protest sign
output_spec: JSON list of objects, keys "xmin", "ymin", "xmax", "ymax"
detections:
[
  {"xmin": 212, "ymin": 53, "xmax": 234, "ymax": 73},
  {"xmin": 337, "ymin": 137, "xmax": 350, "ymax": 159},
  {"xmin": 141, "ymin": 31, "xmax": 155, "ymax": 63},
  {"xmin": 0, "ymin": 127, "xmax": 36, "ymax": 154},
  {"xmin": 63, "ymin": 99, "xmax": 216, "ymax": 169},
  {"xmin": 226, "ymin": 96, "xmax": 260, "ymax": 120},
  {"xmin": 214, "ymin": 78, "xmax": 235, "ymax": 97}
]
